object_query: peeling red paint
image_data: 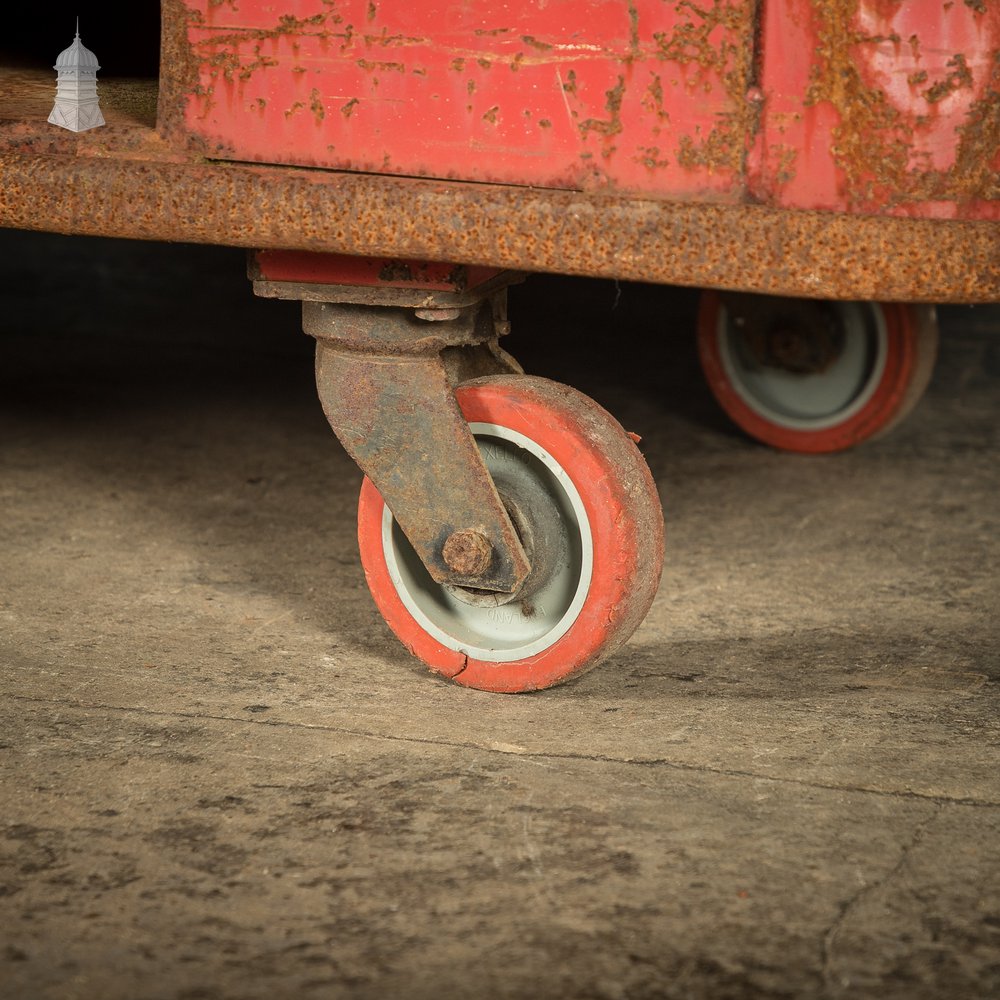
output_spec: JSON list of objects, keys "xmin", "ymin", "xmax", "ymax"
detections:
[{"xmin": 750, "ymin": 0, "xmax": 1000, "ymax": 217}]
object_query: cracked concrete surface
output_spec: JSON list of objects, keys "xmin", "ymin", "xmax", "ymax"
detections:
[{"xmin": 1, "ymin": 232, "xmax": 999, "ymax": 999}]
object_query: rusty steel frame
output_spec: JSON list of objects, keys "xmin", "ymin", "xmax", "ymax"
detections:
[{"xmin": 2, "ymin": 148, "xmax": 998, "ymax": 303}]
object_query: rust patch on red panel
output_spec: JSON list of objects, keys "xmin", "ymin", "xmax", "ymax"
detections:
[
  {"xmin": 522, "ymin": 35, "xmax": 554, "ymax": 53},
  {"xmin": 923, "ymin": 53, "xmax": 973, "ymax": 104},
  {"xmin": 577, "ymin": 77, "xmax": 626, "ymax": 139},
  {"xmin": 184, "ymin": 6, "xmax": 368, "ymax": 126},
  {"xmin": 356, "ymin": 59, "xmax": 407, "ymax": 73},
  {"xmin": 804, "ymin": 0, "xmax": 1000, "ymax": 211},
  {"xmin": 310, "ymin": 88, "xmax": 326, "ymax": 124},
  {"xmin": 654, "ymin": 0, "xmax": 759, "ymax": 175}
]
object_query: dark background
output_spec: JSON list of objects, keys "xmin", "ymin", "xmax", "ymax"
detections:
[{"xmin": 1, "ymin": 6, "xmax": 161, "ymax": 77}]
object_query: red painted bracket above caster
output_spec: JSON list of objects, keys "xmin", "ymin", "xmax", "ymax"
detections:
[{"xmin": 248, "ymin": 250, "xmax": 523, "ymax": 311}]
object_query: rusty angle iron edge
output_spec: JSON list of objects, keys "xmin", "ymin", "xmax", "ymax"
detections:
[{"xmin": 0, "ymin": 150, "xmax": 998, "ymax": 303}]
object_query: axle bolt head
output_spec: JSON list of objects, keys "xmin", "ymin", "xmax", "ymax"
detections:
[{"xmin": 443, "ymin": 530, "xmax": 493, "ymax": 576}]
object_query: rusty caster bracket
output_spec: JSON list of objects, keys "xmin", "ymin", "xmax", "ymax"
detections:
[{"xmin": 301, "ymin": 284, "xmax": 531, "ymax": 594}]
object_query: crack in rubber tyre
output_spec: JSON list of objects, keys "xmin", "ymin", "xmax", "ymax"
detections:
[
  {"xmin": 357, "ymin": 375, "xmax": 665, "ymax": 693},
  {"xmin": 697, "ymin": 293, "xmax": 939, "ymax": 454}
]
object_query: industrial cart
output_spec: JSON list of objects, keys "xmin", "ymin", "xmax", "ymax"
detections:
[{"xmin": 2, "ymin": 1, "xmax": 997, "ymax": 691}]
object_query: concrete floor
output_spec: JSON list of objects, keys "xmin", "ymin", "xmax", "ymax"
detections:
[{"xmin": 1, "ymin": 232, "xmax": 998, "ymax": 1000}]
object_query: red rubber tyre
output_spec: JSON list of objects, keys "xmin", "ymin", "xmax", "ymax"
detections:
[
  {"xmin": 697, "ymin": 292, "xmax": 939, "ymax": 454},
  {"xmin": 357, "ymin": 375, "xmax": 664, "ymax": 693}
]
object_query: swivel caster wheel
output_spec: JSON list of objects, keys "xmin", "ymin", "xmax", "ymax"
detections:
[
  {"xmin": 697, "ymin": 292, "xmax": 939, "ymax": 453},
  {"xmin": 357, "ymin": 375, "xmax": 664, "ymax": 692}
]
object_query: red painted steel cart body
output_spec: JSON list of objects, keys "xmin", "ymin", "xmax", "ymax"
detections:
[
  {"xmin": 1, "ymin": 1, "xmax": 997, "ymax": 300},
  {"xmin": 178, "ymin": 0, "xmax": 1000, "ymax": 221}
]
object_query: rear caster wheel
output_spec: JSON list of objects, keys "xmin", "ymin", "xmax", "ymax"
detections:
[
  {"xmin": 357, "ymin": 375, "xmax": 664, "ymax": 692},
  {"xmin": 697, "ymin": 293, "xmax": 938, "ymax": 453}
]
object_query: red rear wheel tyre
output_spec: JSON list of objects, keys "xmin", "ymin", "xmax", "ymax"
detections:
[
  {"xmin": 357, "ymin": 375, "xmax": 664, "ymax": 693},
  {"xmin": 697, "ymin": 293, "xmax": 938, "ymax": 453}
]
